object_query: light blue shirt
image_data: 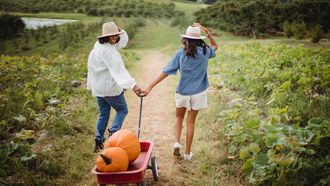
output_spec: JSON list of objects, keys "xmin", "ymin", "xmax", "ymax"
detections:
[{"xmin": 163, "ymin": 46, "xmax": 216, "ymax": 95}]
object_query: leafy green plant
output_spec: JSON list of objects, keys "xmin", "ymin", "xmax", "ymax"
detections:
[{"xmin": 209, "ymin": 43, "xmax": 330, "ymax": 185}]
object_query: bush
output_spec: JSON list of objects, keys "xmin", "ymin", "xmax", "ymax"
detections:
[
  {"xmin": 283, "ymin": 21, "xmax": 293, "ymax": 38},
  {"xmin": 77, "ymin": 8, "xmax": 84, "ymax": 13},
  {"xmin": 308, "ymin": 24, "xmax": 324, "ymax": 43},
  {"xmin": 291, "ymin": 22, "xmax": 306, "ymax": 40},
  {"xmin": 87, "ymin": 8, "xmax": 97, "ymax": 16}
]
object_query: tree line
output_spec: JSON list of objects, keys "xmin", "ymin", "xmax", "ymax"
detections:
[{"xmin": 195, "ymin": 0, "xmax": 330, "ymax": 42}]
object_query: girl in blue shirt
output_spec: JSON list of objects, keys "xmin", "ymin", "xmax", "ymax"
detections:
[{"xmin": 143, "ymin": 23, "xmax": 218, "ymax": 160}]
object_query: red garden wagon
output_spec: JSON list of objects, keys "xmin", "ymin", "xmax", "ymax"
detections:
[{"xmin": 92, "ymin": 97, "xmax": 159, "ymax": 186}]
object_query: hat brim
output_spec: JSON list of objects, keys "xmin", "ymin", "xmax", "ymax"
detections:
[
  {"xmin": 180, "ymin": 34, "xmax": 206, "ymax": 39},
  {"xmin": 98, "ymin": 30, "xmax": 124, "ymax": 38}
]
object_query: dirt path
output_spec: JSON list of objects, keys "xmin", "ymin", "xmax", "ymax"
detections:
[{"xmin": 122, "ymin": 51, "xmax": 194, "ymax": 186}]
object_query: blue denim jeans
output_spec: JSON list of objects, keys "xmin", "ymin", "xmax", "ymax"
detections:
[{"xmin": 95, "ymin": 92, "xmax": 128, "ymax": 142}]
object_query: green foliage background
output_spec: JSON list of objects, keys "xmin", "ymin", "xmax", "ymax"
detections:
[{"xmin": 195, "ymin": 0, "xmax": 330, "ymax": 40}]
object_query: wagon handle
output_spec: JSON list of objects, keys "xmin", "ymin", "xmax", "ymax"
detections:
[{"xmin": 137, "ymin": 96, "xmax": 143, "ymax": 139}]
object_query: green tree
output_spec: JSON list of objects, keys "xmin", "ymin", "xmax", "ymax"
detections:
[{"xmin": 0, "ymin": 13, "xmax": 25, "ymax": 39}]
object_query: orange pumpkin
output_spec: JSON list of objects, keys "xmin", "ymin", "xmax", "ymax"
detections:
[
  {"xmin": 96, "ymin": 147, "xmax": 129, "ymax": 172},
  {"xmin": 104, "ymin": 129, "xmax": 141, "ymax": 163}
]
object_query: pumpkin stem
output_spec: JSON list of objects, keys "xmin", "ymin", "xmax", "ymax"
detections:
[{"xmin": 100, "ymin": 154, "xmax": 112, "ymax": 165}]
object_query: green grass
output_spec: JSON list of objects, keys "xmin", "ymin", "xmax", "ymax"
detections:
[
  {"xmin": 174, "ymin": 1, "xmax": 205, "ymax": 17},
  {"xmin": 192, "ymin": 94, "xmax": 244, "ymax": 186},
  {"xmin": 129, "ymin": 19, "xmax": 182, "ymax": 50}
]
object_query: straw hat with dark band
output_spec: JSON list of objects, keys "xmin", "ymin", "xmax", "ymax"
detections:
[{"xmin": 98, "ymin": 22, "xmax": 124, "ymax": 38}]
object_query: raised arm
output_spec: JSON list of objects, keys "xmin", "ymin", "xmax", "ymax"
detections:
[
  {"xmin": 114, "ymin": 29, "xmax": 129, "ymax": 49},
  {"xmin": 193, "ymin": 23, "xmax": 218, "ymax": 50}
]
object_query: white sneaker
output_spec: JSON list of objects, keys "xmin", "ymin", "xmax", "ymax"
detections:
[
  {"xmin": 183, "ymin": 152, "xmax": 193, "ymax": 160},
  {"xmin": 173, "ymin": 142, "xmax": 183, "ymax": 156}
]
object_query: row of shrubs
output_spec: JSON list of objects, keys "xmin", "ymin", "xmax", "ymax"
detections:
[
  {"xmin": 1, "ymin": 16, "xmax": 146, "ymax": 55},
  {"xmin": 283, "ymin": 21, "xmax": 324, "ymax": 43},
  {"xmin": 58, "ymin": 22, "xmax": 101, "ymax": 50},
  {"xmin": 0, "ymin": 19, "xmax": 98, "ymax": 54},
  {"xmin": 86, "ymin": 7, "xmax": 182, "ymax": 18},
  {"xmin": 0, "ymin": 0, "xmax": 183, "ymax": 19}
]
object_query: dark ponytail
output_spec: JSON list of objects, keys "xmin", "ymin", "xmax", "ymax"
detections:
[{"xmin": 182, "ymin": 38, "xmax": 207, "ymax": 58}]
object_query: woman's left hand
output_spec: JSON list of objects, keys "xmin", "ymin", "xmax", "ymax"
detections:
[{"xmin": 192, "ymin": 23, "xmax": 209, "ymax": 35}]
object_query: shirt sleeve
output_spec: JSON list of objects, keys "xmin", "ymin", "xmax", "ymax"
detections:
[
  {"xmin": 209, "ymin": 46, "xmax": 216, "ymax": 59},
  {"xmin": 86, "ymin": 71, "xmax": 91, "ymax": 89},
  {"xmin": 100, "ymin": 50, "xmax": 136, "ymax": 89},
  {"xmin": 114, "ymin": 30, "xmax": 129, "ymax": 49},
  {"xmin": 162, "ymin": 50, "xmax": 180, "ymax": 75},
  {"xmin": 86, "ymin": 49, "xmax": 95, "ymax": 90}
]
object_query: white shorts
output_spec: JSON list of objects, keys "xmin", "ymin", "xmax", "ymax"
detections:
[{"xmin": 175, "ymin": 90, "xmax": 208, "ymax": 111}]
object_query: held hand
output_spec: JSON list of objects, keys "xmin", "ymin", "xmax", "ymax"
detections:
[
  {"xmin": 139, "ymin": 90, "xmax": 147, "ymax": 97},
  {"xmin": 141, "ymin": 87, "xmax": 152, "ymax": 97},
  {"xmin": 133, "ymin": 85, "xmax": 143, "ymax": 97}
]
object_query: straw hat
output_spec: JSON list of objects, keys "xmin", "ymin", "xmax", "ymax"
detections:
[
  {"xmin": 180, "ymin": 26, "xmax": 206, "ymax": 39},
  {"xmin": 98, "ymin": 22, "xmax": 124, "ymax": 38}
]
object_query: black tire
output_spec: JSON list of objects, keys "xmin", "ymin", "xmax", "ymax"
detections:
[
  {"xmin": 137, "ymin": 182, "xmax": 147, "ymax": 186},
  {"xmin": 151, "ymin": 156, "xmax": 159, "ymax": 181}
]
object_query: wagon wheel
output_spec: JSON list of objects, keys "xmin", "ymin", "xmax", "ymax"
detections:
[
  {"xmin": 137, "ymin": 182, "xmax": 147, "ymax": 186},
  {"xmin": 151, "ymin": 156, "xmax": 159, "ymax": 181}
]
